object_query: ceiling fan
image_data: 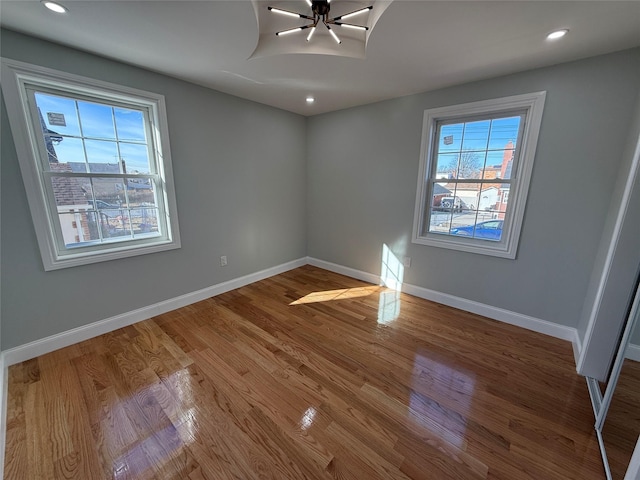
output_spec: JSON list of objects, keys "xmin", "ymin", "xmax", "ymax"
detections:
[{"xmin": 268, "ymin": 0, "xmax": 373, "ymax": 44}]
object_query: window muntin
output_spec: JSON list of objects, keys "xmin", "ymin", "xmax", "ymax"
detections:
[
  {"xmin": 413, "ymin": 93, "xmax": 546, "ymax": 259},
  {"xmin": 1, "ymin": 59, "xmax": 181, "ymax": 270}
]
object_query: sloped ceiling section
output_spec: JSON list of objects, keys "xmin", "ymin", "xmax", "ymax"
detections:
[{"xmin": 250, "ymin": 0, "xmax": 394, "ymax": 59}]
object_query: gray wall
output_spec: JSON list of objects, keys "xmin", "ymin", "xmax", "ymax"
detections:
[
  {"xmin": 3, "ymin": 28, "xmax": 640, "ymax": 358},
  {"xmin": 307, "ymin": 48, "xmax": 640, "ymax": 329},
  {"xmin": 1, "ymin": 29, "xmax": 307, "ymax": 350},
  {"xmin": 577, "ymin": 90, "xmax": 640, "ymax": 379}
]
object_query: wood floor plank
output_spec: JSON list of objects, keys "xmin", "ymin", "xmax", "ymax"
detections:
[
  {"xmin": 4, "ymin": 265, "xmax": 611, "ymax": 479},
  {"xmin": 3, "ymin": 365, "xmax": 28, "ymax": 480},
  {"xmin": 192, "ymin": 347, "xmax": 335, "ymax": 471}
]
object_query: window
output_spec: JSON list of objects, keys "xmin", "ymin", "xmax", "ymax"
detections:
[
  {"xmin": 412, "ymin": 92, "xmax": 546, "ymax": 258},
  {"xmin": 2, "ymin": 59, "xmax": 180, "ymax": 270}
]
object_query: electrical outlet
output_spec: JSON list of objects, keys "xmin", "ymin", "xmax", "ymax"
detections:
[
  {"xmin": 220, "ymin": 255, "xmax": 227, "ymax": 266},
  {"xmin": 403, "ymin": 257, "xmax": 411, "ymax": 268}
]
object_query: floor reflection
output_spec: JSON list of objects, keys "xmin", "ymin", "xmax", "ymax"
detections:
[
  {"xmin": 378, "ymin": 289, "xmax": 401, "ymax": 325},
  {"xmin": 298, "ymin": 406, "xmax": 317, "ymax": 431},
  {"xmin": 113, "ymin": 422, "xmax": 182, "ymax": 479},
  {"xmin": 411, "ymin": 353, "xmax": 475, "ymax": 448},
  {"xmin": 110, "ymin": 368, "xmax": 196, "ymax": 479}
]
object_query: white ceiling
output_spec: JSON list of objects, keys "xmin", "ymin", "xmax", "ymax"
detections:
[{"xmin": 2, "ymin": 1, "xmax": 640, "ymax": 116}]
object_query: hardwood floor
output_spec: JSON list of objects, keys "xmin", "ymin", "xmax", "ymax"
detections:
[{"xmin": 4, "ymin": 265, "xmax": 606, "ymax": 479}]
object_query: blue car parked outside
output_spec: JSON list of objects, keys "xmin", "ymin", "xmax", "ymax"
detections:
[{"xmin": 450, "ymin": 219, "xmax": 503, "ymax": 241}]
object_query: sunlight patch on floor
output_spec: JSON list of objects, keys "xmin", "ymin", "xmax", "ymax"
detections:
[{"xmin": 290, "ymin": 286, "xmax": 381, "ymax": 305}]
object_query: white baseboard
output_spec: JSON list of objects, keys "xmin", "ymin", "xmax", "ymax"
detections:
[
  {"xmin": 307, "ymin": 257, "xmax": 382, "ymax": 285},
  {"xmin": 572, "ymin": 332, "xmax": 583, "ymax": 368},
  {"xmin": 1, "ymin": 255, "xmax": 580, "ymax": 368},
  {"xmin": 626, "ymin": 343, "xmax": 640, "ymax": 362},
  {"xmin": 400, "ymin": 282, "xmax": 578, "ymax": 343},
  {"xmin": 307, "ymin": 256, "xmax": 578, "ymax": 344},
  {"xmin": 2, "ymin": 257, "xmax": 306, "ymax": 367}
]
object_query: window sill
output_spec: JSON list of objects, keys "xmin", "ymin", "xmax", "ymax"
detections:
[
  {"xmin": 43, "ymin": 237, "xmax": 181, "ymax": 271},
  {"xmin": 412, "ymin": 233, "xmax": 517, "ymax": 259}
]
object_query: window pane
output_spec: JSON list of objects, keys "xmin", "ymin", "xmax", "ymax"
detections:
[
  {"xmin": 57, "ymin": 211, "xmax": 138, "ymax": 247},
  {"xmin": 77, "ymin": 101, "xmax": 116, "ymax": 140},
  {"xmin": 436, "ymin": 154, "xmax": 485, "ymax": 180},
  {"xmin": 100, "ymin": 209, "xmax": 133, "ymax": 238},
  {"xmin": 428, "ymin": 208, "xmax": 453, "ymax": 235},
  {"xmin": 483, "ymin": 151, "xmax": 504, "ymax": 179},
  {"xmin": 133, "ymin": 208, "xmax": 160, "ymax": 237},
  {"xmin": 127, "ymin": 179, "xmax": 157, "ymax": 207},
  {"xmin": 461, "ymin": 120, "xmax": 490, "ymax": 152},
  {"xmin": 450, "ymin": 212, "xmax": 477, "ymax": 232},
  {"xmin": 50, "ymin": 176, "xmax": 89, "ymax": 210},
  {"xmin": 126, "ymin": 177, "xmax": 153, "ymax": 192},
  {"xmin": 58, "ymin": 211, "xmax": 95, "ymax": 246},
  {"xmin": 114, "ymin": 108, "xmax": 146, "ymax": 142},
  {"xmin": 436, "ymin": 153, "xmax": 459, "ymax": 178},
  {"xmin": 455, "ymin": 151, "xmax": 485, "ymax": 179},
  {"xmin": 44, "ymin": 137, "xmax": 86, "ymax": 169},
  {"xmin": 450, "ymin": 217, "xmax": 504, "ymax": 242},
  {"xmin": 34, "ymin": 92, "xmax": 81, "ymax": 137},
  {"xmin": 432, "ymin": 183, "xmax": 451, "ymax": 208},
  {"xmin": 60, "ymin": 209, "xmax": 142, "ymax": 247},
  {"xmin": 499, "ymin": 149, "xmax": 514, "ymax": 180},
  {"xmin": 495, "ymin": 189, "xmax": 509, "ymax": 215},
  {"xmin": 438, "ymin": 123, "xmax": 463, "ymax": 153},
  {"xmin": 460, "ymin": 187, "xmax": 479, "ymax": 212},
  {"xmin": 59, "ymin": 210, "xmax": 134, "ymax": 246},
  {"xmin": 488, "ymin": 116, "xmax": 521, "ymax": 150},
  {"xmin": 479, "ymin": 185, "xmax": 499, "ymax": 211},
  {"xmin": 486, "ymin": 148, "xmax": 514, "ymax": 180},
  {"xmin": 119, "ymin": 143, "xmax": 151, "ymax": 174},
  {"xmin": 84, "ymin": 139, "xmax": 121, "ymax": 173},
  {"xmin": 90, "ymin": 177, "xmax": 126, "ymax": 206}
]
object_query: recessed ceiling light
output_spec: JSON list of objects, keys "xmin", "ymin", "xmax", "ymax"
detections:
[
  {"xmin": 547, "ymin": 29, "xmax": 569, "ymax": 40},
  {"xmin": 42, "ymin": 1, "xmax": 68, "ymax": 13},
  {"xmin": 306, "ymin": 97, "xmax": 315, "ymax": 104}
]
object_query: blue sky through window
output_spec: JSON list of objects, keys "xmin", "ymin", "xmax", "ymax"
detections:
[
  {"xmin": 436, "ymin": 115, "xmax": 521, "ymax": 178},
  {"xmin": 35, "ymin": 92, "xmax": 151, "ymax": 173}
]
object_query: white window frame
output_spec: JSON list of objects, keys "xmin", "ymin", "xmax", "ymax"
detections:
[
  {"xmin": 1, "ymin": 58, "xmax": 181, "ymax": 270},
  {"xmin": 412, "ymin": 92, "xmax": 546, "ymax": 259}
]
